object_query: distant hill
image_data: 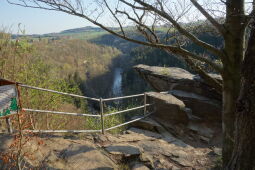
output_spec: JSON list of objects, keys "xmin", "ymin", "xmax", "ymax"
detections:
[
  {"xmin": 60, "ymin": 26, "xmax": 104, "ymax": 33},
  {"xmin": 11, "ymin": 26, "xmax": 109, "ymax": 40},
  {"xmin": 11, "ymin": 26, "xmax": 136, "ymax": 40},
  {"xmin": 11, "ymin": 19, "xmax": 221, "ymax": 40}
]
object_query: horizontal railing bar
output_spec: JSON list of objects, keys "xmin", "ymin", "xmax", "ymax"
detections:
[
  {"xmin": 104, "ymin": 106, "xmax": 144, "ymax": 117},
  {"xmin": 18, "ymin": 84, "xmax": 100, "ymax": 101},
  {"xmin": 23, "ymin": 129, "xmax": 101, "ymax": 133},
  {"xmin": 104, "ymin": 104, "xmax": 153, "ymax": 117},
  {"xmin": 103, "ymin": 93, "xmax": 144, "ymax": 101},
  {"xmin": 105, "ymin": 111, "xmax": 154, "ymax": 131},
  {"xmin": 103, "ymin": 91, "xmax": 168, "ymax": 102},
  {"xmin": 23, "ymin": 108, "xmax": 101, "ymax": 117}
]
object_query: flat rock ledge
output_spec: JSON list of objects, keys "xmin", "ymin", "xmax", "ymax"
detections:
[{"xmin": 134, "ymin": 64, "xmax": 222, "ymax": 123}]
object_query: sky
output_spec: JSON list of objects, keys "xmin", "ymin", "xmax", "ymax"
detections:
[
  {"xmin": 0, "ymin": 0, "xmax": 94, "ymax": 34},
  {"xmin": 1, "ymin": 0, "xmax": 250, "ymax": 35},
  {"xmin": 0, "ymin": 0, "xmax": 198, "ymax": 35},
  {"xmin": 0, "ymin": 0, "xmax": 224, "ymax": 35}
]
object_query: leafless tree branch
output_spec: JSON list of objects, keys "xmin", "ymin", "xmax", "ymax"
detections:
[
  {"xmin": 190, "ymin": 0, "xmax": 225, "ymax": 34},
  {"xmin": 129, "ymin": 0, "xmax": 225, "ymax": 59},
  {"xmin": 7, "ymin": 0, "xmax": 224, "ymax": 74},
  {"xmin": 102, "ymin": 0, "xmax": 125, "ymax": 36}
]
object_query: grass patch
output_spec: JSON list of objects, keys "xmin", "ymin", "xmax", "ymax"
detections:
[{"xmin": 85, "ymin": 107, "xmax": 125, "ymax": 134}]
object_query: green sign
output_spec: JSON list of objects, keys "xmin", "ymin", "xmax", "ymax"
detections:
[{"xmin": 0, "ymin": 85, "xmax": 19, "ymax": 117}]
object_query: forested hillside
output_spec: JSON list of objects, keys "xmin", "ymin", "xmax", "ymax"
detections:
[
  {"xmin": 33, "ymin": 39, "xmax": 121, "ymax": 97},
  {"xmin": 0, "ymin": 31, "xmax": 121, "ymax": 131},
  {"xmin": 0, "ymin": 32, "xmax": 85, "ymax": 130}
]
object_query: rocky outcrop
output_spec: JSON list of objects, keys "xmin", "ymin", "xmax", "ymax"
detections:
[
  {"xmin": 170, "ymin": 90, "xmax": 221, "ymax": 122},
  {"xmin": 133, "ymin": 64, "xmax": 223, "ymax": 147},
  {"xmin": 0, "ymin": 134, "xmax": 118, "ymax": 170},
  {"xmin": 134, "ymin": 64, "xmax": 222, "ymax": 123},
  {"xmin": 0, "ymin": 121, "xmax": 221, "ymax": 170},
  {"xmin": 146, "ymin": 92, "xmax": 189, "ymax": 124},
  {"xmin": 98, "ymin": 124, "xmax": 221, "ymax": 169},
  {"xmin": 134, "ymin": 64, "xmax": 222, "ymax": 100}
]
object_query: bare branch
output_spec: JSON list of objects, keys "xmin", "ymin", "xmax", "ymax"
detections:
[
  {"xmin": 165, "ymin": 48, "xmax": 223, "ymax": 93},
  {"xmin": 103, "ymin": 0, "xmax": 125, "ymax": 36},
  {"xmin": 116, "ymin": 9, "xmax": 159, "ymax": 42},
  {"xmin": 190, "ymin": 0, "xmax": 225, "ymax": 34},
  {"xmin": 7, "ymin": 0, "xmax": 223, "ymax": 73},
  {"xmin": 168, "ymin": 46, "xmax": 223, "ymax": 74},
  {"xmin": 119, "ymin": 0, "xmax": 148, "ymax": 10},
  {"xmin": 131, "ymin": 0, "xmax": 225, "ymax": 58}
]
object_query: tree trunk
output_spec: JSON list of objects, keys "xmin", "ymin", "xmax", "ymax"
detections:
[
  {"xmin": 222, "ymin": 0, "xmax": 246, "ymax": 166},
  {"xmin": 226, "ymin": 21, "xmax": 255, "ymax": 170},
  {"xmin": 222, "ymin": 78, "xmax": 240, "ymax": 167}
]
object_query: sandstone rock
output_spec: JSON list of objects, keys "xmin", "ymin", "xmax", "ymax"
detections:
[
  {"xmin": 131, "ymin": 163, "xmax": 150, "ymax": 170},
  {"xmin": 22, "ymin": 137, "xmax": 117, "ymax": 169},
  {"xmin": 199, "ymin": 135, "xmax": 211, "ymax": 143},
  {"xmin": 134, "ymin": 64, "xmax": 221, "ymax": 101},
  {"xmin": 105, "ymin": 144, "xmax": 141, "ymax": 156},
  {"xmin": 134, "ymin": 64, "xmax": 223, "ymax": 145},
  {"xmin": 130, "ymin": 118, "xmax": 177, "ymax": 142},
  {"xmin": 103, "ymin": 128, "xmax": 213, "ymax": 169},
  {"xmin": 127, "ymin": 127, "xmax": 162, "ymax": 139},
  {"xmin": 211, "ymin": 147, "xmax": 222, "ymax": 156},
  {"xmin": 140, "ymin": 152, "xmax": 154, "ymax": 164},
  {"xmin": 130, "ymin": 117, "xmax": 162, "ymax": 132},
  {"xmin": 154, "ymin": 124, "xmax": 178, "ymax": 143},
  {"xmin": 106, "ymin": 129, "xmax": 158, "ymax": 143},
  {"xmin": 147, "ymin": 92, "xmax": 189, "ymax": 124},
  {"xmin": 137, "ymin": 140, "xmax": 198, "ymax": 167},
  {"xmin": 129, "ymin": 118, "xmax": 179, "ymax": 143},
  {"xmin": 171, "ymin": 90, "xmax": 221, "ymax": 122},
  {"xmin": 185, "ymin": 108, "xmax": 201, "ymax": 121},
  {"xmin": 198, "ymin": 73, "xmax": 223, "ymax": 83},
  {"xmin": 187, "ymin": 122, "xmax": 214, "ymax": 139},
  {"xmin": 0, "ymin": 125, "xmax": 219, "ymax": 170}
]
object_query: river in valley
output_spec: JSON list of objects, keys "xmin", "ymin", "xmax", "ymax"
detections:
[{"xmin": 111, "ymin": 67, "xmax": 123, "ymax": 97}]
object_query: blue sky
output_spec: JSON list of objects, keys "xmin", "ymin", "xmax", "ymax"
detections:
[
  {"xmin": 0, "ymin": 0, "xmax": 94, "ymax": 34},
  {"xmin": 1, "ymin": 0, "xmax": 242, "ymax": 35}
]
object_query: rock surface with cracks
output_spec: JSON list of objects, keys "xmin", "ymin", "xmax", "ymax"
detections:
[{"xmin": 0, "ymin": 118, "xmax": 221, "ymax": 170}]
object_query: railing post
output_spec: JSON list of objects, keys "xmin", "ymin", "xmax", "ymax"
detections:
[
  {"xmin": 100, "ymin": 98, "xmax": 105, "ymax": 134},
  {"xmin": 6, "ymin": 117, "xmax": 13, "ymax": 134},
  {"xmin": 144, "ymin": 92, "xmax": 147, "ymax": 116}
]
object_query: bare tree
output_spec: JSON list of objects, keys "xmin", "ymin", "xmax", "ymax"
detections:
[
  {"xmin": 226, "ymin": 17, "xmax": 255, "ymax": 170},
  {"xmin": 7, "ymin": 0, "xmax": 255, "ymax": 168}
]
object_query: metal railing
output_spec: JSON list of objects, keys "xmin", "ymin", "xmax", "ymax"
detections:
[{"xmin": 16, "ymin": 83, "xmax": 154, "ymax": 134}]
